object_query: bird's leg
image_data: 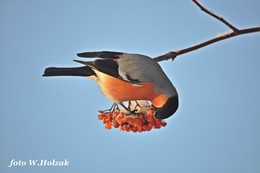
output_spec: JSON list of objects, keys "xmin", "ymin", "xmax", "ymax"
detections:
[
  {"xmin": 134, "ymin": 100, "xmax": 141, "ymax": 110},
  {"xmin": 111, "ymin": 103, "xmax": 120, "ymax": 112},
  {"xmin": 129, "ymin": 101, "xmax": 139, "ymax": 113},
  {"xmin": 113, "ymin": 103, "xmax": 120, "ymax": 112},
  {"xmin": 120, "ymin": 102, "xmax": 137, "ymax": 115},
  {"xmin": 120, "ymin": 102, "xmax": 129, "ymax": 111},
  {"xmin": 128, "ymin": 101, "xmax": 132, "ymax": 110},
  {"xmin": 104, "ymin": 103, "xmax": 118, "ymax": 113},
  {"xmin": 127, "ymin": 101, "xmax": 138, "ymax": 112}
]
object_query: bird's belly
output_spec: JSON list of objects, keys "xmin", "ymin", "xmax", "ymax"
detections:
[{"xmin": 97, "ymin": 72, "xmax": 154, "ymax": 103}]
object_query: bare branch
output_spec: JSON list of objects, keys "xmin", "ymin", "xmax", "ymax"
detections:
[
  {"xmin": 154, "ymin": 1, "xmax": 260, "ymax": 62},
  {"xmin": 154, "ymin": 27, "xmax": 260, "ymax": 62},
  {"xmin": 192, "ymin": 0, "xmax": 239, "ymax": 31}
]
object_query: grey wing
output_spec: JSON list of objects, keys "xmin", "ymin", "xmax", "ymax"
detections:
[
  {"xmin": 75, "ymin": 51, "xmax": 150, "ymax": 84},
  {"xmin": 116, "ymin": 54, "xmax": 160, "ymax": 84},
  {"xmin": 74, "ymin": 53, "xmax": 142, "ymax": 84},
  {"xmin": 117, "ymin": 53, "xmax": 177, "ymax": 97},
  {"xmin": 76, "ymin": 51, "xmax": 162, "ymax": 85}
]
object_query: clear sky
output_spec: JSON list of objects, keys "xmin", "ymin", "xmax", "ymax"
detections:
[{"xmin": 1, "ymin": 0, "xmax": 260, "ymax": 173}]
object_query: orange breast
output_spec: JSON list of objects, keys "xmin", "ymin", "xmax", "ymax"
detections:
[
  {"xmin": 94, "ymin": 71, "xmax": 169, "ymax": 107},
  {"xmin": 96, "ymin": 72, "xmax": 153, "ymax": 103}
]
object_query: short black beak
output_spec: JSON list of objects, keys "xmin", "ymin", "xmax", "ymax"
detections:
[{"xmin": 154, "ymin": 96, "xmax": 179, "ymax": 119}]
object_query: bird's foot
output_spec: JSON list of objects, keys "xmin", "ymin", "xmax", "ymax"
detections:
[
  {"xmin": 103, "ymin": 103, "xmax": 119, "ymax": 113},
  {"xmin": 120, "ymin": 102, "xmax": 138, "ymax": 115}
]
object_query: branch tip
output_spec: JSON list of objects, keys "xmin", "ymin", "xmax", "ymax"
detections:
[{"xmin": 192, "ymin": 0, "xmax": 239, "ymax": 31}]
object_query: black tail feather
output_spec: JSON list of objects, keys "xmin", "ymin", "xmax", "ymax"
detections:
[{"xmin": 42, "ymin": 66, "xmax": 95, "ymax": 77}]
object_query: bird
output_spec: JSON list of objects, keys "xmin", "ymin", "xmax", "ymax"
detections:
[{"xmin": 42, "ymin": 51, "xmax": 179, "ymax": 119}]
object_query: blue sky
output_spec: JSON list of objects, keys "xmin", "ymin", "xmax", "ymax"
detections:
[{"xmin": 1, "ymin": 0, "xmax": 260, "ymax": 173}]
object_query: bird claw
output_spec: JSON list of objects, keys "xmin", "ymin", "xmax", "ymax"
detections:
[{"xmin": 119, "ymin": 102, "xmax": 139, "ymax": 115}]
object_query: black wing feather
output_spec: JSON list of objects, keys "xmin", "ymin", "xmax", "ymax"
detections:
[
  {"xmin": 75, "ymin": 52, "xmax": 141, "ymax": 84},
  {"xmin": 94, "ymin": 59, "xmax": 123, "ymax": 80},
  {"xmin": 74, "ymin": 59, "xmax": 123, "ymax": 80}
]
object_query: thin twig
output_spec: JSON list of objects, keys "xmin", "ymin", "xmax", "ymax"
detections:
[
  {"xmin": 192, "ymin": 0, "xmax": 239, "ymax": 32},
  {"xmin": 153, "ymin": 1, "xmax": 260, "ymax": 62}
]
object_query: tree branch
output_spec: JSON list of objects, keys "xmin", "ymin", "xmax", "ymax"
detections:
[{"xmin": 154, "ymin": 0, "xmax": 260, "ymax": 62}]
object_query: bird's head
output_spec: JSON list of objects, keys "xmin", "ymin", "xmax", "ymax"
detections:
[{"xmin": 153, "ymin": 96, "xmax": 179, "ymax": 119}]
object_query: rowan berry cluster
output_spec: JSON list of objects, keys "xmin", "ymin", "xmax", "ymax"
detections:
[{"xmin": 98, "ymin": 108, "xmax": 167, "ymax": 132}]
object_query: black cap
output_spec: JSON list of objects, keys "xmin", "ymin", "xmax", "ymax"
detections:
[{"xmin": 154, "ymin": 96, "xmax": 179, "ymax": 119}]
